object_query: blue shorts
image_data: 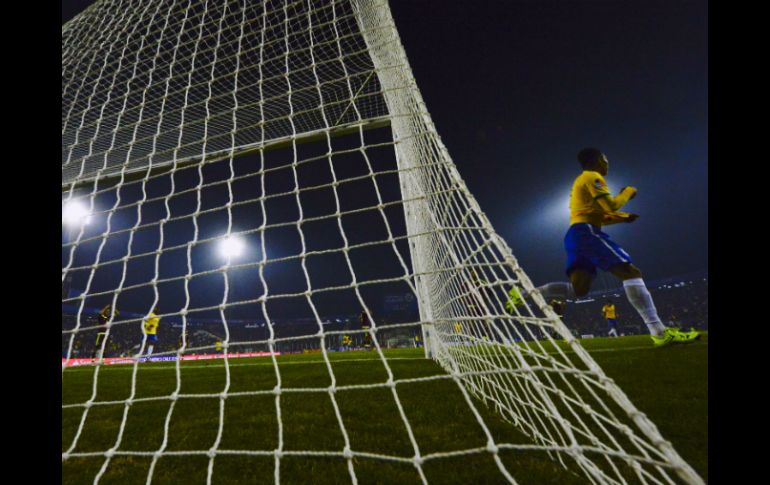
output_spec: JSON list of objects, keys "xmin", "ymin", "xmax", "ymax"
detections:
[
  {"xmin": 564, "ymin": 223, "xmax": 632, "ymax": 276},
  {"xmin": 606, "ymin": 318, "xmax": 617, "ymax": 328},
  {"xmin": 146, "ymin": 334, "xmax": 158, "ymax": 343}
]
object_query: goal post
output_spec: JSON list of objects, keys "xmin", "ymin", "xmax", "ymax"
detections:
[{"xmin": 62, "ymin": 1, "xmax": 703, "ymax": 484}]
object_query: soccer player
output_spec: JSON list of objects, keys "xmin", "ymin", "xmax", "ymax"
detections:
[
  {"xmin": 535, "ymin": 148, "xmax": 699, "ymax": 347},
  {"xmin": 93, "ymin": 304, "xmax": 119, "ymax": 359},
  {"xmin": 142, "ymin": 305, "xmax": 161, "ymax": 356},
  {"xmin": 549, "ymin": 299, "xmax": 565, "ymax": 317},
  {"xmin": 359, "ymin": 311, "xmax": 373, "ymax": 350},
  {"xmin": 602, "ymin": 299, "xmax": 619, "ymax": 337},
  {"xmin": 342, "ymin": 334, "xmax": 352, "ymax": 350},
  {"xmin": 178, "ymin": 329, "xmax": 189, "ymax": 349}
]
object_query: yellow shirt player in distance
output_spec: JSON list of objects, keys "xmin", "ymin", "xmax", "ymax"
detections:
[
  {"xmin": 342, "ymin": 335, "xmax": 352, "ymax": 350},
  {"xmin": 601, "ymin": 300, "xmax": 619, "ymax": 337},
  {"xmin": 601, "ymin": 302, "xmax": 616, "ymax": 320},
  {"xmin": 141, "ymin": 306, "xmax": 160, "ymax": 357}
]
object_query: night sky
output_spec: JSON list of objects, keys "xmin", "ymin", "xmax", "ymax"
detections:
[{"xmin": 62, "ymin": 0, "xmax": 708, "ymax": 286}]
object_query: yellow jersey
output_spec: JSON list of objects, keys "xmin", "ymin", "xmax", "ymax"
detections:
[
  {"xmin": 569, "ymin": 171, "xmax": 633, "ymax": 227},
  {"xmin": 601, "ymin": 304, "xmax": 616, "ymax": 319},
  {"xmin": 143, "ymin": 312, "xmax": 160, "ymax": 335}
]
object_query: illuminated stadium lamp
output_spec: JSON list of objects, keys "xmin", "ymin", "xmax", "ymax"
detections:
[
  {"xmin": 62, "ymin": 200, "xmax": 92, "ymax": 227},
  {"xmin": 219, "ymin": 235, "xmax": 245, "ymax": 260}
]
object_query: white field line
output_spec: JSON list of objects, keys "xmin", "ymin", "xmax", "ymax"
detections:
[{"xmin": 62, "ymin": 341, "xmax": 707, "ymax": 372}]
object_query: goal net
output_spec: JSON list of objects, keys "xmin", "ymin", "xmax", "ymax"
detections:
[{"xmin": 62, "ymin": 1, "xmax": 703, "ymax": 483}]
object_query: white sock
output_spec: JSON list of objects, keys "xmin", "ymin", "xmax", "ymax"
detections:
[
  {"xmin": 623, "ymin": 278, "xmax": 666, "ymax": 336},
  {"xmin": 536, "ymin": 282, "xmax": 576, "ymax": 300},
  {"xmin": 147, "ymin": 345, "xmax": 154, "ymax": 356},
  {"xmin": 608, "ymin": 328, "xmax": 617, "ymax": 337}
]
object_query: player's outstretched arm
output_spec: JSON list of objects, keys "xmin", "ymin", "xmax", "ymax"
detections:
[
  {"xmin": 596, "ymin": 186, "xmax": 637, "ymax": 212},
  {"xmin": 602, "ymin": 212, "xmax": 640, "ymax": 225}
]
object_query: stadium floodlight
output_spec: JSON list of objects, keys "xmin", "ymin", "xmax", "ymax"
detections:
[
  {"xmin": 62, "ymin": 200, "xmax": 92, "ymax": 227},
  {"xmin": 218, "ymin": 235, "xmax": 245, "ymax": 260}
]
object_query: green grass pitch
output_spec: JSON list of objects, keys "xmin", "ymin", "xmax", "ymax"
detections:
[{"xmin": 62, "ymin": 333, "xmax": 707, "ymax": 484}]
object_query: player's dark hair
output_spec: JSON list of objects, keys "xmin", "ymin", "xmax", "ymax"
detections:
[{"xmin": 577, "ymin": 148, "xmax": 603, "ymax": 169}]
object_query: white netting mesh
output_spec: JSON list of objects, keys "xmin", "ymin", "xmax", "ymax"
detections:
[{"xmin": 62, "ymin": 1, "xmax": 703, "ymax": 483}]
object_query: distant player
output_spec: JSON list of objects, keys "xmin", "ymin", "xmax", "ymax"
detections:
[
  {"xmin": 602, "ymin": 299, "xmax": 619, "ymax": 337},
  {"xmin": 549, "ymin": 299, "xmax": 565, "ymax": 317},
  {"xmin": 142, "ymin": 305, "xmax": 161, "ymax": 356},
  {"xmin": 669, "ymin": 314, "xmax": 680, "ymax": 329},
  {"xmin": 72, "ymin": 339, "xmax": 82, "ymax": 358},
  {"xmin": 534, "ymin": 148, "xmax": 699, "ymax": 347},
  {"xmin": 93, "ymin": 304, "xmax": 119, "ymax": 359},
  {"xmin": 178, "ymin": 329, "xmax": 189, "ymax": 349},
  {"xmin": 342, "ymin": 334, "xmax": 352, "ymax": 350},
  {"xmin": 359, "ymin": 311, "xmax": 373, "ymax": 350},
  {"xmin": 452, "ymin": 322, "xmax": 465, "ymax": 345}
]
